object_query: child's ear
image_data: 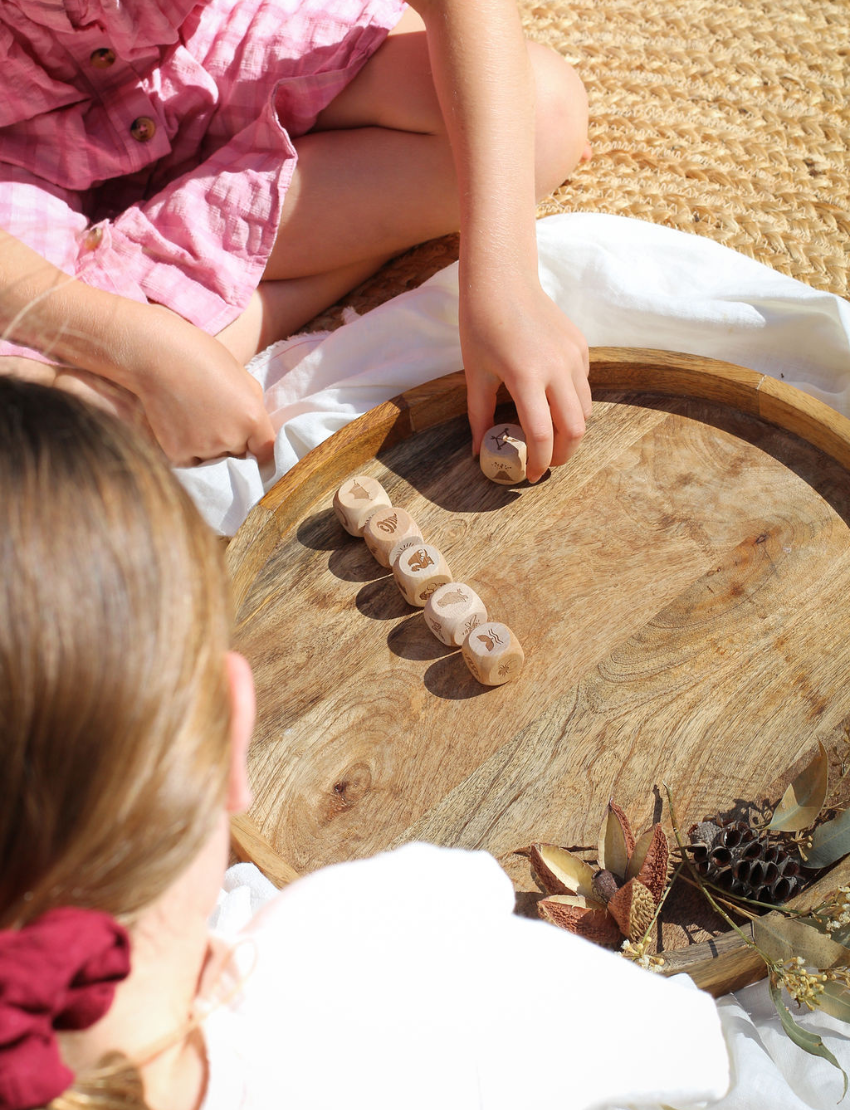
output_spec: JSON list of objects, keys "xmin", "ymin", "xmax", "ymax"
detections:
[{"xmin": 224, "ymin": 651, "xmax": 255, "ymax": 814}]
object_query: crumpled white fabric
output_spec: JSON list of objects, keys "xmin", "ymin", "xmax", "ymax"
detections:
[
  {"xmin": 205, "ymin": 845, "xmax": 729, "ymax": 1110},
  {"xmin": 176, "ymin": 211, "xmax": 850, "ymax": 535},
  {"xmin": 210, "ymin": 854, "xmax": 850, "ymax": 1110}
]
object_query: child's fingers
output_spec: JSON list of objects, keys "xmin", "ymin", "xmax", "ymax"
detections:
[
  {"xmin": 514, "ymin": 391, "xmax": 555, "ymax": 484},
  {"xmin": 248, "ymin": 416, "xmax": 276, "ymax": 466},
  {"xmin": 549, "ymin": 395, "xmax": 586, "ymax": 468},
  {"xmin": 465, "ymin": 370, "xmax": 500, "ymax": 457},
  {"xmin": 549, "ymin": 374, "xmax": 591, "ymax": 468}
]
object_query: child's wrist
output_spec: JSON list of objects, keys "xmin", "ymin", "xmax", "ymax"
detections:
[{"xmin": 70, "ymin": 297, "xmax": 180, "ymax": 395}]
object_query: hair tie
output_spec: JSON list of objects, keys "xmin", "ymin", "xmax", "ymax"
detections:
[{"xmin": 0, "ymin": 907, "xmax": 130, "ymax": 1110}]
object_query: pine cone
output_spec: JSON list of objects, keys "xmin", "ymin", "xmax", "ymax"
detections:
[{"xmin": 688, "ymin": 818, "xmax": 802, "ymax": 905}]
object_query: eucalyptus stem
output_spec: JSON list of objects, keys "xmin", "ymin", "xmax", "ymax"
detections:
[{"xmin": 676, "ymin": 872, "xmax": 760, "ymax": 921}]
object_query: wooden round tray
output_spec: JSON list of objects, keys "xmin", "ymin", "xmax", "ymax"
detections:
[{"xmin": 228, "ymin": 348, "xmax": 850, "ymax": 993}]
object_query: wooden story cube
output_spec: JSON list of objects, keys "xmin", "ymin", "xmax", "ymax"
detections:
[
  {"xmin": 333, "ymin": 475, "xmax": 392, "ymax": 536},
  {"xmin": 461, "ymin": 622, "xmax": 525, "ymax": 686},
  {"xmin": 388, "ymin": 533, "xmax": 424, "ymax": 569},
  {"xmin": 424, "ymin": 582, "xmax": 488, "ymax": 647},
  {"xmin": 363, "ymin": 506, "xmax": 421, "ymax": 567},
  {"xmin": 392, "ymin": 544, "xmax": 452, "ymax": 607},
  {"xmin": 480, "ymin": 423, "xmax": 527, "ymax": 485}
]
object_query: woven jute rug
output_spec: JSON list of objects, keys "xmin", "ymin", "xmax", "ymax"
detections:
[{"xmin": 311, "ymin": 0, "xmax": 848, "ymax": 329}]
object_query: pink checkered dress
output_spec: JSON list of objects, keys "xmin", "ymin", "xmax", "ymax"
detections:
[{"xmin": 0, "ymin": 0, "xmax": 406, "ymax": 359}]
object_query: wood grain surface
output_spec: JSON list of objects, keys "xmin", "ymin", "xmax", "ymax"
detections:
[{"xmin": 228, "ymin": 349, "xmax": 850, "ymax": 979}]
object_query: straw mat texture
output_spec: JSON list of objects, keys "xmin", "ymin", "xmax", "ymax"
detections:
[{"xmin": 310, "ymin": 0, "xmax": 848, "ymax": 330}]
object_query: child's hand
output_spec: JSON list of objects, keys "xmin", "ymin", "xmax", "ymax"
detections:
[
  {"xmin": 130, "ymin": 306, "xmax": 276, "ymax": 467},
  {"xmin": 460, "ymin": 279, "xmax": 592, "ymax": 483}
]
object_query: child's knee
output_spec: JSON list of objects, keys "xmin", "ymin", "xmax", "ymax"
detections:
[{"xmin": 529, "ymin": 43, "xmax": 590, "ymax": 197}]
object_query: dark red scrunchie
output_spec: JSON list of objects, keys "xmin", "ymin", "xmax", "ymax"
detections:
[{"xmin": 0, "ymin": 907, "xmax": 130, "ymax": 1110}]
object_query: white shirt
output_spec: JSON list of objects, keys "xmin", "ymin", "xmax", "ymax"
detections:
[{"xmin": 201, "ymin": 843, "xmax": 729, "ymax": 1109}]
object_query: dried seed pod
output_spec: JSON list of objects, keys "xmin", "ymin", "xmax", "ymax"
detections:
[
  {"xmin": 598, "ymin": 801, "xmax": 636, "ymax": 876},
  {"xmin": 689, "ymin": 821, "xmax": 722, "ymax": 849},
  {"xmin": 630, "ymin": 824, "xmax": 670, "ymax": 902},
  {"xmin": 686, "ymin": 816, "xmax": 803, "ymax": 905},
  {"xmin": 591, "ymin": 869, "xmax": 620, "ymax": 905},
  {"xmin": 537, "ymin": 896, "xmax": 622, "ymax": 947},
  {"xmin": 528, "ymin": 844, "xmax": 596, "ymax": 899},
  {"xmin": 607, "ymin": 878, "xmax": 657, "ymax": 941}
]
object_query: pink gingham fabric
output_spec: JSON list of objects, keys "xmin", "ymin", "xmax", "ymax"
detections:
[{"xmin": 0, "ymin": 0, "xmax": 406, "ymax": 360}]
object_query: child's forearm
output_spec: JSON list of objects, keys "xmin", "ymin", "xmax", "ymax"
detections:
[
  {"xmin": 407, "ymin": 0, "xmax": 540, "ymax": 289},
  {"xmin": 0, "ymin": 230, "xmax": 276, "ymax": 465},
  {"xmin": 403, "ymin": 1, "xmax": 591, "ymax": 483},
  {"xmin": 0, "ymin": 229, "xmax": 153, "ymax": 391}
]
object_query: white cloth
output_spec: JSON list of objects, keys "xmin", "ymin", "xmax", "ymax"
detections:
[
  {"xmin": 203, "ymin": 843, "xmax": 729, "ymax": 1109},
  {"xmin": 176, "ymin": 212, "xmax": 850, "ymax": 535}
]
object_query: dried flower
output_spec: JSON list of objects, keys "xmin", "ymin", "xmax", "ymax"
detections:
[
  {"xmin": 819, "ymin": 886, "xmax": 850, "ymax": 933},
  {"xmin": 621, "ymin": 937, "xmax": 665, "ymax": 973},
  {"xmin": 531, "ymin": 801, "xmax": 670, "ymax": 947},
  {"xmin": 775, "ymin": 956, "xmax": 828, "ymax": 1011}
]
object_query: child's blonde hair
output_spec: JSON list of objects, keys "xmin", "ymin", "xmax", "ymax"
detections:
[
  {"xmin": 0, "ymin": 378, "xmax": 238, "ymax": 1109},
  {"xmin": 0, "ymin": 376, "xmax": 233, "ymax": 928}
]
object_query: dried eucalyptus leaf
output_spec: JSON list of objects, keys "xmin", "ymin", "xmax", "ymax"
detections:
[
  {"xmin": 805, "ymin": 808, "xmax": 850, "ymax": 870},
  {"xmin": 529, "ymin": 844, "xmax": 597, "ymax": 899},
  {"xmin": 598, "ymin": 802, "xmax": 634, "ymax": 878},
  {"xmin": 769, "ymin": 742, "xmax": 829, "ymax": 833},
  {"xmin": 753, "ymin": 915, "xmax": 850, "ymax": 970},
  {"xmin": 768, "ymin": 978, "xmax": 848, "ymax": 1095},
  {"xmin": 817, "ymin": 981, "xmax": 850, "ymax": 1025}
]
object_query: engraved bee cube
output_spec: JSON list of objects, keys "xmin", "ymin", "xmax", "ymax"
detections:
[
  {"xmin": 363, "ymin": 506, "xmax": 421, "ymax": 567},
  {"xmin": 424, "ymin": 582, "xmax": 488, "ymax": 646},
  {"xmin": 461, "ymin": 622, "xmax": 525, "ymax": 685},
  {"xmin": 392, "ymin": 544, "xmax": 452, "ymax": 607},
  {"xmin": 479, "ymin": 423, "xmax": 527, "ymax": 485},
  {"xmin": 333, "ymin": 475, "xmax": 392, "ymax": 536}
]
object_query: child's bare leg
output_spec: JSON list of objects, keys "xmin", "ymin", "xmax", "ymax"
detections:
[
  {"xmin": 217, "ymin": 254, "xmax": 395, "ymax": 363},
  {"xmin": 218, "ymin": 16, "xmax": 588, "ymax": 363}
]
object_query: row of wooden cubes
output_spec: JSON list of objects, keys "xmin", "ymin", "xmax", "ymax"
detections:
[{"xmin": 333, "ymin": 475, "xmax": 524, "ymax": 685}]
